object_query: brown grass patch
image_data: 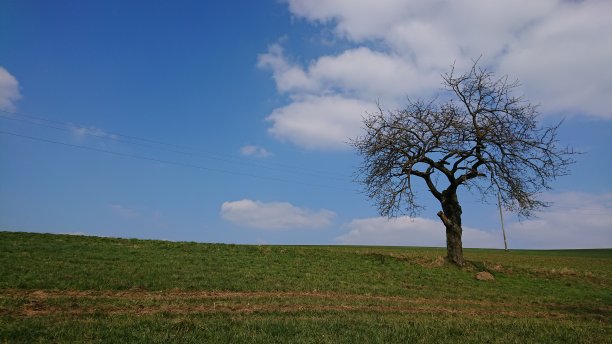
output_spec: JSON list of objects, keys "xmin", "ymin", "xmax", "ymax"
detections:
[{"xmin": 2, "ymin": 289, "xmax": 609, "ymax": 322}]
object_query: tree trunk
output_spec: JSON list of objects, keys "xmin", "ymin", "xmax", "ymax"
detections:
[{"xmin": 437, "ymin": 191, "xmax": 466, "ymax": 266}]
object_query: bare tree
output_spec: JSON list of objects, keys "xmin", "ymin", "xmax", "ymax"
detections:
[{"xmin": 351, "ymin": 61, "xmax": 576, "ymax": 266}]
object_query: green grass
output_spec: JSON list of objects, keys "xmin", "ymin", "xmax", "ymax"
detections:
[{"xmin": 0, "ymin": 231, "xmax": 610, "ymax": 343}]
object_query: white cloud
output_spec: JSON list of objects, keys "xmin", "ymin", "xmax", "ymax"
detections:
[
  {"xmin": 257, "ymin": 45, "xmax": 437, "ymax": 150},
  {"xmin": 266, "ymin": 95, "xmax": 375, "ymax": 150},
  {"xmin": 261, "ymin": 0, "xmax": 612, "ymax": 149},
  {"xmin": 497, "ymin": 1, "xmax": 612, "ymax": 117},
  {"xmin": 259, "ymin": 45, "xmax": 439, "ymax": 100},
  {"xmin": 336, "ymin": 192, "xmax": 612, "ymax": 249},
  {"xmin": 220, "ymin": 199, "xmax": 335, "ymax": 230},
  {"xmin": 506, "ymin": 192, "xmax": 612, "ymax": 249},
  {"xmin": 287, "ymin": 0, "xmax": 414, "ymax": 42},
  {"xmin": 0, "ymin": 67, "xmax": 21, "ymax": 111},
  {"xmin": 337, "ymin": 216, "xmax": 500, "ymax": 248},
  {"xmin": 258, "ymin": 44, "xmax": 319, "ymax": 94},
  {"xmin": 240, "ymin": 145, "xmax": 271, "ymax": 158},
  {"xmin": 309, "ymin": 47, "xmax": 439, "ymax": 99}
]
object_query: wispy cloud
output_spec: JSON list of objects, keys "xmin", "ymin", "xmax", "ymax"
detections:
[
  {"xmin": 261, "ymin": 0, "xmax": 612, "ymax": 149},
  {"xmin": 70, "ymin": 125, "xmax": 118, "ymax": 141},
  {"xmin": 0, "ymin": 66, "xmax": 21, "ymax": 111},
  {"xmin": 220, "ymin": 199, "xmax": 335, "ymax": 230},
  {"xmin": 240, "ymin": 145, "xmax": 272, "ymax": 158},
  {"xmin": 109, "ymin": 204, "xmax": 141, "ymax": 219}
]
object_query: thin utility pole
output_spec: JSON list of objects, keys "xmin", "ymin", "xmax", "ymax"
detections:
[{"xmin": 498, "ymin": 193, "xmax": 508, "ymax": 251}]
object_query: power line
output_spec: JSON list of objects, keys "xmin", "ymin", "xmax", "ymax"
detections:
[
  {"xmin": 0, "ymin": 112, "xmax": 346, "ymax": 181},
  {"xmin": 0, "ymin": 109, "xmax": 348, "ymax": 180},
  {"xmin": 0, "ymin": 130, "xmax": 355, "ymax": 192},
  {"xmin": 0, "ymin": 110, "xmax": 347, "ymax": 180}
]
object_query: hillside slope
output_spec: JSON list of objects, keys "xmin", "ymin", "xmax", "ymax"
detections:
[{"xmin": 1, "ymin": 231, "xmax": 610, "ymax": 343}]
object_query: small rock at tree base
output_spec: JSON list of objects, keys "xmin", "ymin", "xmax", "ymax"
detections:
[{"xmin": 475, "ymin": 271, "xmax": 495, "ymax": 281}]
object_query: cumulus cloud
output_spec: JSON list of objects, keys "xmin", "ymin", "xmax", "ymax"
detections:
[
  {"xmin": 259, "ymin": 45, "xmax": 439, "ymax": 100},
  {"xmin": 497, "ymin": 1, "xmax": 612, "ymax": 116},
  {"xmin": 257, "ymin": 44, "xmax": 319, "ymax": 94},
  {"xmin": 506, "ymin": 192, "xmax": 612, "ymax": 249},
  {"xmin": 287, "ymin": 0, "xmax": 414, "ymax": 42},
  {"xmin": 261, "ymin": 0, "xmax": 612, "ymax": 149},
  {"xmin": 337, "ymin": 216, "xmax": 500, "ymax": 248},
  {"xmin": 220, "ymin": 199, "xmax": 335, "ymax": 230},
  {"xmin": 0, "ymin": 67, "xmax": 21, "ymax": 111},
  {"xmin": 266, "ymin": 95, "xmax": 375, "ymax": 149},
  {"xmin": 257, "ymin": 45, "xmax": 436, "ymax": 149},
  {"xmin": 240, "ymin": 145, "xmax": 272, "ymax": 158},
  {"xmin": 336, "ymin": 192, "xmax": 612, "ymax": 249}
]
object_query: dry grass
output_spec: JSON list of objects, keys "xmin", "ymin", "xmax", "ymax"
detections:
[{"xmin": 3, "ymin": 289, "xmax": 609, "ymax": 322}]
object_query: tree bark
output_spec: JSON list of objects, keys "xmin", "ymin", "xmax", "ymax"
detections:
[{"xmin": 437, "ymin": 191, "xmax": 466, "ymax": 266}]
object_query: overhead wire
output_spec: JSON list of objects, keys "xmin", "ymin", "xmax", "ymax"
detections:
[
  {"xmin": 0, "ymin": 129, "xmax": 355, "ymax": 192},
  {"xmin": 1, "ymin": 110, "xmax": 607, "ymax": 213},
  {"xmin": 0, "ymin": 109, "xmax": 349, "ymax": 180}
]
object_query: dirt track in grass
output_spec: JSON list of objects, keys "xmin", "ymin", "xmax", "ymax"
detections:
[{"xmin": 2, "ymin": 289, "xmax": 609, "ymax": 321}]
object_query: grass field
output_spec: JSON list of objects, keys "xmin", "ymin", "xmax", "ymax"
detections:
[{"xmin": 0, "ymin": 231, "xmax": 610, "ymax": 343}]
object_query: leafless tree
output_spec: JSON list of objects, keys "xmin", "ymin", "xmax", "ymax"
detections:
[{"xmin": 351, "ymin": 61, "xmax": 576, "ymax": 266}]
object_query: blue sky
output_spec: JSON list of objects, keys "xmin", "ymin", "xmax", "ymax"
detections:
[{"xmin": 1, "ymin": 0, "xmax": 611, "ymax": 248}]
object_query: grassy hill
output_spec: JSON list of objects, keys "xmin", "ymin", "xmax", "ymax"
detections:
[{"xmin": 0, "ymin": 231, "xmax": 610, "ymax": 343}]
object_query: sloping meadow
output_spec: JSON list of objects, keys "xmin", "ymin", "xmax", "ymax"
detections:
[{"xmin": 1, "ymin": 231, "xmax": 610, "ymax": 343}]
